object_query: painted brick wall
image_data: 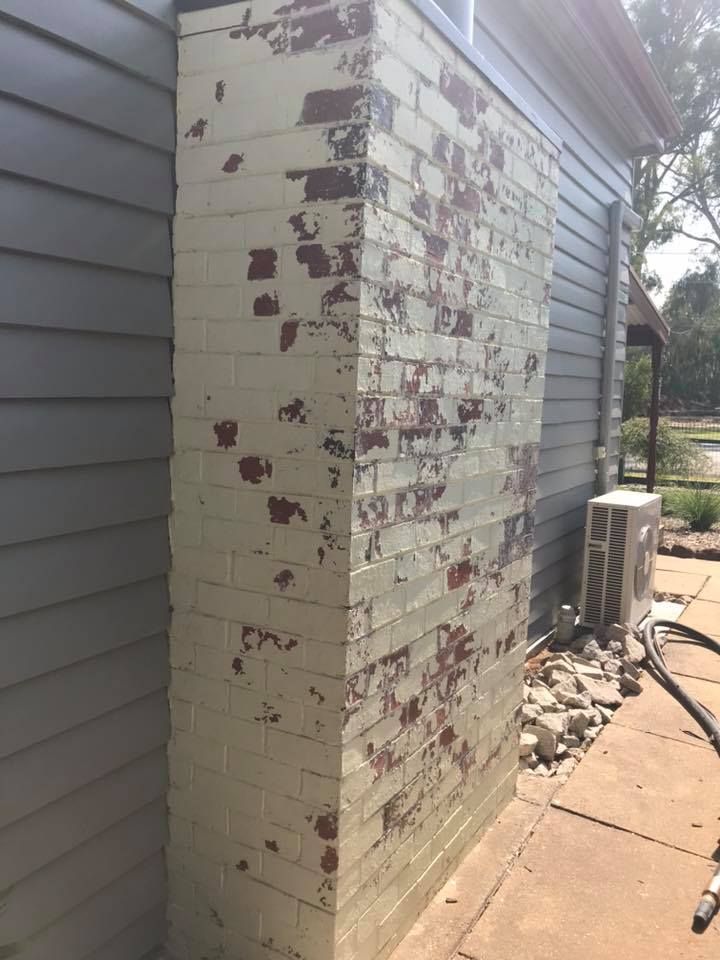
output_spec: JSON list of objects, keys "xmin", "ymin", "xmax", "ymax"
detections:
[{"xmin": 168, "ymin": 1, "xmax": 560, "ymax": 958}]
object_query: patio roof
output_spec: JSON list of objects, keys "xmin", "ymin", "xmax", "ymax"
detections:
[{"xmin": 627, "ymin": 267, "xmax": 670, "ymax": 346}]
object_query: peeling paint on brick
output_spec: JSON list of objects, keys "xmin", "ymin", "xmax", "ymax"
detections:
[
  {"xmin": 184, "ymin": 118, "xmax": 207, "ymax": 140},
  {"xmin": 222, "ymin": 152, "xmax": 245, "ymax": 173},
  {"xmin": 254, "ymin": 291, "xmax": 280, "ymax": 316},
  {"xmin": 237, "ymin": 456, "xmax": 273, "ymax": 483},
  {"xmin": 170, "ymin": 0, "xmax": 560, "ymax": 955},
  {"xmin": 213, "ymin": 420, "xmax": 238, "ymax": 448},
  {"xmin": 247, "ymin": 248, "xmax": 278, "ymax": 280}
]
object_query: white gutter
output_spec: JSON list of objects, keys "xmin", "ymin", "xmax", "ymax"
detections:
[{"xmin": 597, "ymin": 200, "xmax": 642, "ymax": 494}]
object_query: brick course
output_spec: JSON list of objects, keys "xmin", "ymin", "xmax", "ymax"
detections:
[{"xmin": 168, "ymin": 1, "xmax": 559, "ymax": 957}]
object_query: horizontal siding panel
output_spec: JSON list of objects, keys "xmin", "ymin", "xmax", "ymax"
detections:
[
  {"xmin": 2, "ymin": 10, "xmax": 173, "ymax": 959},
  {"xmin": 0, "ymin": 691, "xmax": 169, "ymax": 829},
  {"xmin": 531, "ymin": 528, "xmax": 586, "ymax": 575},
  {"xmin": 535, "ymin": 483, "xmax": 594, "ymax": 526},
  {"xmin": 548, "ymin": 325, "xmax": 603, "ymax": 359},
  {"xmin": 537, "ymin": 462, "xmax": 596, "ymax": 500},
  {"xmin": 556, "ymin": 168, "xmax": 610, "ymax": 230},
  {"xmin": 540, "ymin": 420, "xmax": 598, "ymax": 451},
  {"xmin": 543, "ymin": 376, "xmax": 600, "ymax": 402},
  {"xmin": 0, "ymin": 327, "xmax": 172, "ymax": 398},
  {"xmin": 553, "ymin": 249, "xmax": 607, "ymax": 296},
  {"xmin": 533, "ymin": 506, "xmax": 587, "ymax": 550},
  {"xmin": 547, "ymin": 299, "xmax": 603, "ymax": 336},
  {"xmin": 1, "ymin": 636, "xmax": 168, "ymax": 758},
  {"xmin": 560, "ymin": 151, "xmax": 631, "ymax": 215},
  {"xmin": 0, "ymin": 0, "xmax": 176, "ymax": 89},
  {"xmin": 0, "ymin": 748, "xmax": 167, "ymax": 888},
  {"xmin": 21, "ymin": 854, "xmax": 166, "ymax": 960},
  {"xmin": 0, "ymin": 398, "xmax": 171, "ymax": 472},
  {"xmin": 0, "ymin": 19, "xmax": 174, "ymax": 149},
  {"xmin": 0, "ymin": 175, "xmax": 172, "ymax": 275},
  {"xmin": 120, "ymin": 0, "xmax": 176, "ymax": 30},
  {"xmin": 0, "ymin": 460, "xmax": 169, "ymax": 546},
  {"xmin": 83, "ymin": 908, "xmax": 168, "ymax": 960},
  {"xmin": 550, "ymin": 276, "xmax": 606, "ymax": 316},
  {"xmin": 3, "ymin": 799, "xmax": 167, "ymax": 942},
  {"xmin": 539, "ymin": 441, "xmax": 595, "ymax": 475},
  {"xmin": 555, "ymin": 221, "xmax": 608, "ymax": 274},
  {"xmin": 545, "ymin": 352, "xmax": 601, "ymax": 380},
  {"xmin": 530, "ymin": 548, "xmax": 584, "ymax": 602},
  {"xmin": 0, "ymin": 578, "xmax": 169, "ymax": 689},
  {"xmin": 556, "ymin": 204, "xmax": 608, "ymax": 256},
  {"xmin": 541, "ymin": 399, "xmax": 599, "ymax": 425},
  {"xmin": 1, "ymin": 252, "xmax": 172, "ymax": 337},
  {"xmin": 0, "ymin": 96, "xmax": 173, "ymax": 212},
  {"xmin": 0, "ymin": 518, "xmax": 170, "ymax": 617}
]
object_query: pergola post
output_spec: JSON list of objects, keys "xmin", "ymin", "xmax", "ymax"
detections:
[{"xmin": 646, "ymin": 338, "xmax": 662, "ymax": 492}]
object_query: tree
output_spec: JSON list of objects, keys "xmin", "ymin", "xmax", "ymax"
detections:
[
  {"xmin": 662, "ymin": 262, "xmax": 720, "ymax": 406},
  {"xmin": 623, "ymin": 351, "xmax": 652, "ymax": 419},
  {"xmin": 628, "ymin": 0, "xmax": 720, "ymax": 281}
]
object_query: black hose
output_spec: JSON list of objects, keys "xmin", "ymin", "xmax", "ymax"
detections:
[
  {"xmin": 642, "ymin": 619, "xmax": 720, "ymax": 758},
  {"xmin": 642, "ymin": 618, "xmax": 720, "ymax": 932}
]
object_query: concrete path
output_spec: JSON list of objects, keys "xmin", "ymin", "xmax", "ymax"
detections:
[{"xmin": 390, "ymin": 555, "xmax": 720, "ymax": 960}]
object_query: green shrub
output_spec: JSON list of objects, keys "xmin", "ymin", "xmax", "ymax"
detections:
[
  {"xmin": 671, "ymin": 487, "xmax": 720, "ymax": 532},
  {"xmin": 620, "ymin": 418, "xmax": 709, "ymax": 478},
  {"xmin": 622, "ymin": 352, "xmax": 652, "ymax": 420},
  {"xmin": 624, "ymin": 484, "xmax": 680, "ymax": 515}
]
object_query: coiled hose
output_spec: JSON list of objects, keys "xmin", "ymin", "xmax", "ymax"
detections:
[{"xmin": 642, "ymin": 619, "xmax": 720, "ymax": 931}]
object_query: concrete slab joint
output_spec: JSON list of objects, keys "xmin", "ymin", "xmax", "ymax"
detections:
[{"xmin": 167, "ymin": 0, "xmax": 560, "ymax": 957}]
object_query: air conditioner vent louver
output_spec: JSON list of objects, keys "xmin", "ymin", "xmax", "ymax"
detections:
[
  {"xmin": 580, "ymin": 492, "xmax": 661, "ymax": 629},
  {"xmin": 590, "ymin": 505, "xmax": 609, "ymax": 541},
  {"xmin": 583, "ymin": 547, "xmax": 606, "ymax": 624},
  {"xmin": 604, "ymin": 508, "xmax": 628, "ymax": 625}
]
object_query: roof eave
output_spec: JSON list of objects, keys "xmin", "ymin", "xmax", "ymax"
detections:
[{"xmin": 525, "ymin": 0, "xmax": 681, "ymax": 156}]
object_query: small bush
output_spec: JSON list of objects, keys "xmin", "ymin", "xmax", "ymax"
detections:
[
  {"xmin": 622, "ymin": 353, "xmax": 652, "ymax": 420},
  {"xmin": 672, "ymin": 488, "xmax": 720, "ymax": 532},
  {"xmin": 624, "ymin": 484, "xmax": 680, "ymax": 515},
  {"xmin": 620, "ymin": 418, "xmax": 709, "ymax": 478}
]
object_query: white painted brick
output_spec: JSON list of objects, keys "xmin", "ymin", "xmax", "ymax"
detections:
[{"xmin": 170, "ymin": 0, "xmax": 560, "ymax": 954}]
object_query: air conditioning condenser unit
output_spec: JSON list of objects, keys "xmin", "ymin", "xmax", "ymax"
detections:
[{"xmin": 580, "ymin": 490, "xmax": 661, "ymax": 628}]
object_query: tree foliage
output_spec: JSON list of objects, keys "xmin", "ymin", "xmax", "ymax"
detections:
[
  {"xmin": 662, "ymin": 261, "xmax": 720, "ymax": 406},
  {"xmin": 621, "ymin": 417, "xmax": 708, "ymax": 474},
  {"xmin": 623, "ymin": 351, "xmax": 653, "ymax": 419},
  {"xmin": 628, "ymin": 0, "xmax": 720, "ymax": 281}
]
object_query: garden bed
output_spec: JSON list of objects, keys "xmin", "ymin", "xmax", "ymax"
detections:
[{"xmin": 659, "ymin": 515, "xmax": 720, "ymax": 560}]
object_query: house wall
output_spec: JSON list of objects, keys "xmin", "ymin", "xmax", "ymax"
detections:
[
  {"xmin": 169, "ymin": 1, "xmax": 559, "ymax": 958},
  {"xmin": 471, "ymin": 0, "xmax": 634, "ymax": 640},
  {"xmin": 0, "ymin": 3, "xmax": 175, "ymax": 958}
]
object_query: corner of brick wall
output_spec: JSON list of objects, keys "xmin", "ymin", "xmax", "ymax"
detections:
[{"xmin": 167, "ymin": 0, "xmax": 560, "ymax": 957}]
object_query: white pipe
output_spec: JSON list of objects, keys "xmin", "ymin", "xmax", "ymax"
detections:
[
  {"xmin": 597, "ymin": 200, "xmax": 642, "ymax": 494},
  {"xmin": 437, "ymin": 0, "xmax": 474, "ymax": 41}
]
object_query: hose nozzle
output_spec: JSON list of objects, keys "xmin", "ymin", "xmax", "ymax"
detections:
[{"xmin": 693, "ymin": 863, "xmax": 720, "ymax": 933}]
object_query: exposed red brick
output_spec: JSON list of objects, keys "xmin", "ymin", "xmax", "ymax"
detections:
[
  {"xmin": 439, "ymin": 66, "xmax": 476, "ymax": 127},
  {"xmin": 237, "ymin": 457, "xmax": 273, "ymax": 484},
  {"xmin": 253, "ymin": 292, "xmax": 280, "ymax": 316},
  {"xmin": 222, "ymin": 152, "xmax": 244, "ymax": 173},
  {"xmin": 213, "ymin": 420, "xmax": 238, "ymax": 448},
  {"xmin": 290, "ymin": 3, "xmax": 373, "ymax": 53},
  {"xmin": 267, "ymin": 496, "xmax": 308, "ymax": 524},
  {"xmin": 280, "ymin": 320, "xmax": 299, "ymax": 351},
  {"xmin": 248, "ymin": 248, "xmax": 278, "ymax": 280}
]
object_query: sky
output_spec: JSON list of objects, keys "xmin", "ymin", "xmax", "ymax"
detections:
[{"xmin": 645, "ymin": 233, "xmax": 705, "ymax": 307}]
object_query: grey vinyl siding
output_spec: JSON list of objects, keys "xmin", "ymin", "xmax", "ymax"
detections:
[
  {"xmin": 0, "ymin": 2, "xmax": 175, "ymax": 958},
  {"xmin": 473, "ymin": 1, "xmax": 634, "ymax": 640}
]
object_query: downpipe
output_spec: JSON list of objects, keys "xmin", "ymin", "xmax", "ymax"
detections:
[
  {"xmin": 642, "ymin": 618, "xmax": 720, "ymax": 931},
  {"xmin": 597, "ymin": 201, "xmax": 642, "ymax": 494}
]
